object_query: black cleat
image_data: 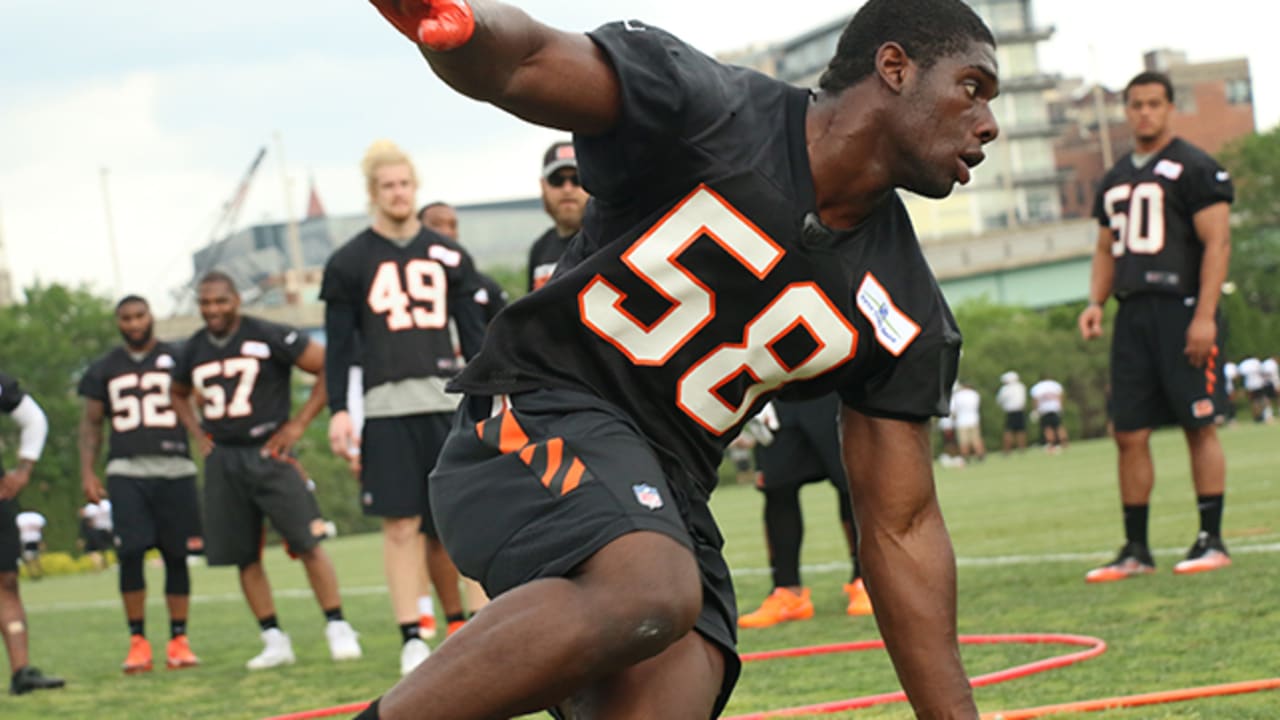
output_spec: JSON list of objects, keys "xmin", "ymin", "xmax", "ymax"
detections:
[{"xmin": 10, "ymin": 666, "xmax": 65, "ymax": 695}]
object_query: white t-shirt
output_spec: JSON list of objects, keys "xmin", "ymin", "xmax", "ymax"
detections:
[
  {"xmin": 1030, "ymin": 380, "xmax": 1064, "ymax": 414},
  {"xmin": 90, "ymin": 499, "xmax": 113, "ymax": 532},
  {"xmin": 16, "ymin": 511, "xmax": 46, "ymax": 544},
  {"xmin": 1238, "ymin": 358, "xmax": 1266, "ymax": 392},
  {"xmin": 1224, "ymin": 362, "xmax": 1239, "ymax": 394},
  {"xmin": 996, "ymin": 382, "xmax": 1027, "ymax": 412},
  {"xmin": 1262, "ymin": 358, "xmax": 1280, "ymax": 387},
  {"xmin": 950, "ymin": 388, "xmax": 982, "ymax": 428}
]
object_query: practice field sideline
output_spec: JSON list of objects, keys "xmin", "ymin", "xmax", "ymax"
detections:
[{"xmin": 9, "ymin": 423, "xmax": 1279, "ymax": 719}]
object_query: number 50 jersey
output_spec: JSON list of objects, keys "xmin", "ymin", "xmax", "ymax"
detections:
[
  {"xmin": 78, "ymin": 343, "xmax": 190, "ymax": 460},
  {"xmin": 1093, "ymin": 137, "xmax": 1234, "ymax": 298},
  {"xmin": 449, "ymin": 22, "xmax": 961, "ymax": 497}
]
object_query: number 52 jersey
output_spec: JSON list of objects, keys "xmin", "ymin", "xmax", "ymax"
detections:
[
  {"xmin": 78, "ymin": 343, "xmax": 190, "ymax": 460},
  {"xmin": 449, "ymin": 22, "xmax": 961, "ymax": 498}
]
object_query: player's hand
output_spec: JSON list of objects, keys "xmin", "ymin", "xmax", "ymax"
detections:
[
  {"xmin": 82, "ymin": 471, "xmax": 107, "ymax": 503},
  {"xmin": 370, "ymin": 0, "xmax": 476, "ymax": 51},
  {"xmin": 197, "ymin": 433, "xmax": 214, "ymax": 457},
  {"xmin": 1078, "ymin": 304, "xmax": 1104, "ymax": 340},
  {"xmin": 1185, "ymin": 315, "xmax": 1217, "ymax": 368},
  {"xmin": 263, "ymin": 421, "xmax": 304, "ymax": 459},
  {"xmin": 328, "ymin": 411, "xmax": 360, "ymax": 462},
  {"xmin": 0, "ymin": 468, "xmax": 31, "ymax": 500}
]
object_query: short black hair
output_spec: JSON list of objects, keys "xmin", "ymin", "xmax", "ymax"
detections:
[
  {"xmin": 819, "ymin": 0, "xmax": 996, "ymax": 94},
  {"xmin": 115, "ymin": 294, "xmax": 148, "ymax": 312},
  {"xmin": 198, "ymin": 270, "xmax": 239, "ymax": 295},
  {"xmin": 1123, "ymin": 71, "xmax": 1174, "ymax": 103},
  {"xmin": 418, "ymin": 201, "xmax": 451, "ymax": 217}
]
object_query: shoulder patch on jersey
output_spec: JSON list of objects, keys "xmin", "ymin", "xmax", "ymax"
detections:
[
  {"xmin": 155, "ymin": 353, "xmax": 175, "ymax": 369},
  {"xmin": 1216, "ymin": 170, "xmax": 1231, "ymax": 182},
  {"xmin": 240, "ymin": 340, "xmax": 271, "ymax": 359},
  {"xmin": 856, "ymin": 273, "xmax": 921, "ymax": 357},
  {"xmin": 473, "ymin": 288, "xmax": 490, "ymax": 305},
  {"xmin": 1154, "ymin": 159, "xmax": 1184, "ymax": 181},
  {"xmin": 428, "ymin": 245, "xmax": 462, "ymax": 267},
  {"xmin": 284, "ymin": 330, "xmax": 299, "ymax": 345}
]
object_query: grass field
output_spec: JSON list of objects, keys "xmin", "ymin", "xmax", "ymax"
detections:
[{"xmin": 7, "ymin": 422, "xmax": 1279, "ymax": 719}]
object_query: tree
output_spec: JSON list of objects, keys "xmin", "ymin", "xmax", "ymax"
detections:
[{"xmin": 1219, "ymin": 128, "xmax": 1280, "ymax": 356}]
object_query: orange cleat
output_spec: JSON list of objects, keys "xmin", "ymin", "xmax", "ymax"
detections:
[
  {"xmin": 843, "ymin": 578, "xmax": 874, "ymax": 616},
  {"xmin": 123, "ymin": 635, "xmax": 153, "ymax": 674},
  {"xmin": 738, "ymin": 587, "xmax": 814, "ymax": 629},
  {"xmin": 1085, "ymin": 542, "xmax": 1156, "ymax": 583},
  {"xmin": 446, "ymin": 619, "xmax": 467, "ymax": 637},
  {"xmin": 1173, "ymin": 532, "xmax": 1232, "ymax": 575},
  {"xmin": 419, "ymin": 615, "xmax": 438, "ymax": 640},
  {"xmin": 166, "ymin": 635, "xmax": 200, "ymax": 669}
]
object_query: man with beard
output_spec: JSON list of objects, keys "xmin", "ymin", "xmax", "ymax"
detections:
[
  {"xmin": 525, "ymin": 141, "xmax": 588, "ymax": 293},
  {"xmin": 322, "ymin": 141, "xmax": 487, "ymax": 674},
  {"xmin": 79, "ymin": 295, "xmax": 204, "ymax": 673},
  {"xmin": 171, "ymin": 273, "xmax": 362, "ymax": 669}
]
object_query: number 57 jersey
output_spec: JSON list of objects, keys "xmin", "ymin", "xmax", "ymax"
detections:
[{"xmin": 449, "ymin": 22, "xmax": 962, "ymax": 497}]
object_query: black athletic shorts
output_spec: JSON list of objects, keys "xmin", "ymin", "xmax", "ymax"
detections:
[
  {"xmin": 360, "ymin": 412, "xmax": 452, "ymax": 537},
  {"xmin": 203, "ymin": 445, "xmax": 324, "ymax": 567},
  {"xmin": 1004, "ymin": 410, "xmax": 1027, "ymax": 432},
  {"xmin": 109, "ymin": 474, "xmax": 202, "ymax": 557},
  {"xmin": 431, "ymin": 388, "xmax": 741, "ymax": 718},
  {"xmin": 84, "ymin": 527, "xmax": 113, "ymax": 553},
  {"xmin": 1265, "ymin": 384, "xmax": 1278, "ymax": 400},
  {"xmin": 0, "ymin": 500, "xmax": 19, "ymax": 572},
  {"xmin": 1111, "ymin": 294, "xmax": 1224, "ymax": 432},
  {"xmin": 755, "ymin": 395, "xmax": 847, "ymax": 492},
  {"xmin": 1039, "ymin": 411, "xmax": 1062, "ymax": 430}
]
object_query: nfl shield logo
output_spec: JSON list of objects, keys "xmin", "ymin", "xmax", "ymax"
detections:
[{"xmin": 632, "ymin": 484, "xmax": 664, "ymax": 511}]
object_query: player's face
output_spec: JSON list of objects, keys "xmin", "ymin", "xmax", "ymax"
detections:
[
  {"xmin": 116, "ymin": 301, "xmax": 154, "ymax": 349},
  {"xmin": 1124, "ymin": 83, "xmax": 1173, "ymax": 143},
  {"xmin": 421, "ymin": 205, "xmax": 459, "ymax": 241},
  {"xmin": 896, "ymin": 42, "xmax": 1000, "ymax": 199},
  {"xmin": 371, "ymin": 163, "xmax": 418, "ymax": 224},
  {"xmin": 197, "ymin": 280, "xmax": 240, "ymax": 337},
  {"xmin": 540, "ymin": 169, "xmax": 588, "ymax": 231}
]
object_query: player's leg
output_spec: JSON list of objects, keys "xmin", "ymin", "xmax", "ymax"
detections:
[
  {"xmin": 425, "ymin": 537, "xmax": 466, "ymax": 633},
  {"xmin": 416, "ymin": 413, "xmax": 468, "ymax": 635},
  {"xmin": 835, "ymin": 483, "xmax": 873, "ymax": 616},
  {"xmin": 0, "ymin": 498, "xmax": 62, "ymax": 694},
  {"xmin": 154, "ymin": 474, "xmax": 201, "ymax": 668},
  {"xmin": 108, "ymin": 475, "xmax": 156, "ymax": 673},
  {"xmin": 740, "ymin": 483, "xmax": 811, "ymax": 629},
  {"xmin": 461, "ymin": 577, "xmax": 489, "ymax": 615},
  {"xmin": 0, "ymin": 570, "xmax": 27, "ymax": 675},
  {"xmin": 415, "ymin": 547, "xmax": 437, "ymax": 639}
]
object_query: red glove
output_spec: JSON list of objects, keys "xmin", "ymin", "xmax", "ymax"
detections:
[{"xmin": 371, "ymin": 0, "xmax": 476, "ymax": 52}]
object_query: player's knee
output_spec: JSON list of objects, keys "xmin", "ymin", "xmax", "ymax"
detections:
[
  {"xmin": 118, "ymin": 549, "xmax": 147, "ymax": 593},
  {"xmin": 382, "ymin": 516, "xmax": 422, "ymax": 543},
  {"xmin": 162, "ymin": 550, "xmax": 190, "ymax": 596},
  {"xmin": 0, "ymin": 571, "xmax": 17, "ymax": 594},
  {"xmin": 1114, "ymin": 429, "xmax": 1150, "ymax": 452}
]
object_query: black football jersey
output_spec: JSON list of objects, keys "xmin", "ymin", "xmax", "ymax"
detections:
[
  {"xmin": 0, "ymin": 372, "xmax": 26, "ymax": 414},
  {"xmin": 527, "ymin": 228, "xmax": 570, "ymax": 292},
  {"xmin": 1093, "ymin": 138, "xmax": 1234, "ymax": 298},
  {"xmin": 450, "ymin": 22, "xmax": 960, "ymax": 496},
  {"xmin": 172, "ymin": 315, "xmax": 309, "ymax": 444},
  {"xmin": 78, "ymin": 343, "xmax": 189, "ymax": 459},
  {"xmin": 475, "ymin": 271, "xmax": 509, "ymax": 325},
  {"xmin": 320, "ymin": 228, "xmax": 486, "ymax": 392}
]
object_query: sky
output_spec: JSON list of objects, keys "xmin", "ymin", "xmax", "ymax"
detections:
[{"xmin": 2, "ymin": 0, "xmax": 1277, "ymax": 315}]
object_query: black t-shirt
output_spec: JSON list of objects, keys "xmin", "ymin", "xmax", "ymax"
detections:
[
  {"xmin": 527, "ymin": 228, "xmax": 571, "ymax": 292},
  {"xmin": 475, "ymin": 271, "xmax": 509, "ymax": 325},
  {"xmin": 78, "ymin": 343, "xmax": 190, "ymax": 459},
  {"xmin": 450, "ymin": 22, "xmax": 960, "ymax": 496},
  {"xmin": 0, "ymin": 372, "xmax": 24, "ymax": 415},
  {"xmin": 172, "ymin": 316, "xmax": 309, "ymax": 444},
  {"xmin": 320, "ymin": 228, "xmax": 486, "ymax": 396},
  {"xmin": 1093, "ymin": 137, "xmax": 1234, "ymax": 298}
]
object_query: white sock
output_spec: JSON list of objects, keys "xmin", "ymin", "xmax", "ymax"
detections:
[{"xmin": 417, "ymin": 596, "xmax": 434, "ymax": 618}]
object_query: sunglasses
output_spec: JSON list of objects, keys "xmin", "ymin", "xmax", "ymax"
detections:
[{"xmin": 547, "ymin": 172, "xmax": 581, "ymax": 188}]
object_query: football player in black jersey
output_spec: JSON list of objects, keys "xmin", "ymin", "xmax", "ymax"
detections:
[
  {"xmin": 360, "ymin": 1, "xmax": 998, "ymax": 718},
  {"xmin": 1079, "ymin": 71, "xmax": 1234, "ymax": 583},
  {"xmin": 526, "ymin": 141, "xmax": 588, "ymax": 292},
  {"xmin": 322, "ymin": 141, "xmax": 488, "ymax": 675},
  {"xmin": 420, "ymin": 201, "xmax": 510, "ymax": 325},
  {"xmin": 0, "ymin": 373, "xmax": 64, "ymax": 696},
  {"xmin": 171, "ymin": 272, "xmax": 363, "ymax": 669},
  {"xmin": 78, "ymin": 295, "xmax": 203, "ymax": 674}
]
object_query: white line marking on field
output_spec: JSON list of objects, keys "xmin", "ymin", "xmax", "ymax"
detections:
[{"xmin": 29, "ymin": 542, "xmax": 1280, "ymax": 613}]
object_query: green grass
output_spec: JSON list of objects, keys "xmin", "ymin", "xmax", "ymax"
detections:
[{"xmin": 9, "ymin": 423, "xmax": 1280, "ymax": 719}]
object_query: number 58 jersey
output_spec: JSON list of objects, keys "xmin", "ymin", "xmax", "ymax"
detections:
[
  {"xmin": 449, "ymin": 22, "xmax": 961, "ymax": 496},
  {"xmin": 78, "ymin": 343, "xmax": 190, "ymax": 460},
  {"xmin": 1093, "ymin": 137, "xmax": 1234, "ymax": 298}
]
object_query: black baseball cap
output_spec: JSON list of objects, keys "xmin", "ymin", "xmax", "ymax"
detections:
[{"xmin": 541, "ymin": 141, "xmax": 577, "ymax": 179}]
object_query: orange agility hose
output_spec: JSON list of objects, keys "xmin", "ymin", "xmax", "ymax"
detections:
[{"xmin": 263, "ymin": 633, "xmax": 1280, "ymax": 719}]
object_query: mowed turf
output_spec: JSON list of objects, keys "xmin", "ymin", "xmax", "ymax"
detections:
[{"xmin": 8, "ymin": 422, "xmax": 1279, "ymax": 719}]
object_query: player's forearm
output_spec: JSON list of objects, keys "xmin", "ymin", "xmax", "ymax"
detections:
[
  {"xmin": 293, "ymin": 369, "xmax": 329, "ymax": 429},
  {"xmin": 77, "ymin": 414, "xmax": 103, "ymax": 476},
  {"xmin": 323, "ymin": 303, "xmax": 357, "ymax": 412},
  {"xmin": 1195, "ymin": 235, "xmax": 1230, "ymax": 319},
  {"xmin": 1087, "ymin": 247, "xmax": 1115, "ymax": 306},
  {"xmin": 171, "ymin": 387, "xmax": 204, "ymax": 438}
]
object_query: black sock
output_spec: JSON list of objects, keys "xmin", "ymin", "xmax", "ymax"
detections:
[
  {"xmin": 1123, "ymin": 504, "xmax": 1150, "ymax": 548},
  {"xmin": 170, "ymin": 619, "xmax": 187, "ymax": 639},
  {"xmin": 323, "ymin": 606, "xmax": 344, "ymax": 623},
  {"xmin": 1197, "ymin": 494, "xmax": 1225, "ymax": 537},
  {"xmin": 445, "ymin": 613, "xmax": 467, "ymax": 624},
  {"xmin": 128, "ymin": 618, "xmax": 145, "ymax": 638},
  {"xmin": 258, "ymin": 615, "xmax": 280, "ymax": 632},
  {"xmin": 850, "ymin": 554, "xmax": 861, "ymax": 583},
  {"xmin": 400, "ymin": 622, "xmax": 420, "ymax": 644}
]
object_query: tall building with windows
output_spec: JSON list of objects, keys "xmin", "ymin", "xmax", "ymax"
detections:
[{"xmin": 721, "ymin": 0, "xmax": 1061, "ymax": 239}]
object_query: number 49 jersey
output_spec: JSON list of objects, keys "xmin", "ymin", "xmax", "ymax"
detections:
[
  {"xmin": 78, "ymin": 344, "xmax": 189, "ymax": 460},
  {"xmin": 1093, "ymin": 138, "xmax": 1234, "ymax": 298},
  {"xmin": 449, "ymin": 22, "xmax": 961, "ymax": 496}
]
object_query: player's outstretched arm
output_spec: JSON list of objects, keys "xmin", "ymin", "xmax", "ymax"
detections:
[
  {"xmin": 840, "ymin": 407, "xmax": 978, "ymax": 720},
  {"xmin": 370, "ymin": 0, "xmax": 621, "ymax": 134}
]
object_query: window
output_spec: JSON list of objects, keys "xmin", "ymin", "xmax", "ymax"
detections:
[{"xmin": 1226, "ymin": 79, "xmax": 1252, "ymax": 105}]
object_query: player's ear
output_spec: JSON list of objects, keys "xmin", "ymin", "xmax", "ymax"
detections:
[{"xmin": 875, "ymin": 42, "xmax": 911, "ymax": 95}]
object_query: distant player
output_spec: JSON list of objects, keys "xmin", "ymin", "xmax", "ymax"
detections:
[
  {"xmin": 0, "ymin": 372, "xmax": 64, "ymax": 695},
  {"xmin": 14, "ymin": 511, "xmax": 44, "ymax": 580},
  {"xmin": 420, "ymin": 201, "xmax": 509, "ymax": 324},
  {"xmin": 996, "ymin": 371, "xmax": 1028, "ymax": 453},
  {"xmin": 950, "ymin": 382, "xmax": 985, "ymax": 462},
  {"xmin": 1236, "ymin": 356, "xmax": 1269, "ymax": 422},
  {"xmin": 525, "ymin": 140, "xmax": 588, "ymax": 293},
  {"xmin": 1029, "ymin": 376, "xmax": 1068, "ymax": 452},
  {"xmin": 359, "ymin": 0, "xmax": 999, "ymax": 717},
  {"xmin": 78, "ymin": 295, "xmax": 204, "ymax": 673},
  {"xmin": 322, "ymin": 141, "xmax": 487, "ymax": 674},
  {"xmin": 1079, "ymin": 71, "xmax": 1234, "ymax": 582},
  {"xmin": 171, "ymin": 272, "xmax": 362, "ymax": 668},
  {"xmin": 738, "ymin": 395, "xmax": 871, "ymax": 630},
  {"xmin": 1260, "ymin": 356, "xmax": 1279, "ymax": 420}
]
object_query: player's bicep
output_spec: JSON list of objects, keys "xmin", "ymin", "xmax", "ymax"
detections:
[
  {"xmin": 82, "ymin": 398, "xmax": 106, "ymax": 425},
  {"xmin": 839, "ymin": 406, "xmax": 937, "ymax": 532},
  {"xmin": 496, "ymin": 30, "xmax": 621, "ymax": 135},
  {"xmin": 294, "ymin": 340, "xmax": 325, "ymax": 376},
  {"xmin": 1192, "ymin": 202, "xmax": 1231, "ymax": 246}
]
